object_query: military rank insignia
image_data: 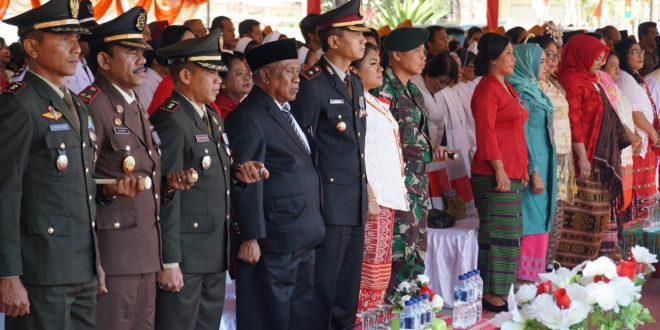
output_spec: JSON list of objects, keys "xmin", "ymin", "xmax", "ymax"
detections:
[
  {"xmin": 160, "ymin": 99, "xmax": 180, "ymax": 113},
  {"xmin": 301, "ymin": 65, "xmax": 321, "ymax": 80},
  {"xmin": 79, "ymin": 85, "xmax": 101, "ymax": 104},
  {"xmin": 2, "ymin": 81, "xmax": 25, "ymax": 95}
]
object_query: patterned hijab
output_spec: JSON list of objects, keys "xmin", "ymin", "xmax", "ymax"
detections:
[
  {"xmin": 557, "ymin": 34, "xmax": 610, "ymax": 90},
  {"xmin": 506, "ymin": 43, "xmax": 554, "ymax": 113}
]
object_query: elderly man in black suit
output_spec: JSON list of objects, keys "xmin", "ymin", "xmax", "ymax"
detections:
[{"xmin": 225, "ymin": 38, "xmax": 325, "ymax": 330}]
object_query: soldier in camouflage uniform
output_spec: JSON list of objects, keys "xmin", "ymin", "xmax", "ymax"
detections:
[{"xmin": 376, "ymin": 28, "xmax": 449, "ymax": 296}]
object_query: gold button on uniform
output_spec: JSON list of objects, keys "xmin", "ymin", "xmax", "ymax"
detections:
[
  {"xmin": 92, "ymin": 221, "xmax": 95, "ymax": 227},
  {"xmin": 88, "ymin": 194, "xmax": 93, "ymax": 201},
  {"xmin": 193, "ymin": 222, "xmax": 199, "ymax": 228},
  {"xmin": 361, "ymin": 153, "xmax": 364, "ymax": 159},
  {"xmin": 358, "ymin": 132, "xmax": 361, "ymax": 138},
  {"xmin": 47, "ymin": 227, "xmax": 54, "ymax": 234},
  {"xmin": 155, "ymin": 194, "xmax": 159, "ymax": 200},
  {"xmin": 85, "ymin": 167, "xmax": 89, "ymax": 174},
  {"xmin": 329, "ymin": 177, "xmax": 335, "ymax": 183},
  {"xmin": 113, "ymin": 222, "xmax": 120, "ymax": 229},
  {"xmin": 149, "ymin": 150, "xmax": 152, "ymax": 156},
  {"xmin": 82, "ymin": 142, "xmax": 86, "ymax": 148}
]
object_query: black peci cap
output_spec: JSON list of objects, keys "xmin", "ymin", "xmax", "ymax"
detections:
[
  {"xmin": 383, "ymin": 27, "xmax": 429, "ymax": 52},
  {"xmin": 3, "ymin": 0, "xmax": 91, "ymax": 36},
  {"xmin": 158, "ymin": 29, "xmax": 227, "ymax": 72},
  {"xmin": 245, "ymin": 38, "xmax": 298, "ymax": 72},
  {"xmin": 88, "ymin": 7, "xmax": 150, "ymax": 50}
]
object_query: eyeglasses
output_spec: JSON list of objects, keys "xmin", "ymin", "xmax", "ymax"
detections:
[
  {"xmin": 629, "ymin": 49, "xmax": 645, "ymax": 56},
  {"xmin": 545, "ymin": 52, "xmax": 560, "ymax": 61}
]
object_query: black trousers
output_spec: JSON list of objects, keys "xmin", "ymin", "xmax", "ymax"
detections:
[
  {"xmin": 155, "ymin": 271, "xmax": 226, "ymax": 330},
  {"xmin": 311, "ymin": 225, "xmax": 365, "ymax": 330},
  {"xmin": 5, "ymin": 278, "xmax": 97, "ymax": 330},
  {"xmin": 236, "ymin": 249, "xmax": 315, "ymax": 330}
]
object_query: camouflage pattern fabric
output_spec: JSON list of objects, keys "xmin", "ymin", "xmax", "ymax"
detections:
[{"xmin": 376, "ymin": 68, "xmax": 433, "ymax": 297}]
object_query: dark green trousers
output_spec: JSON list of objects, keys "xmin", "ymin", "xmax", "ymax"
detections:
[
  {"xmin": 5, "ymin": 278, "xmax": 97, "ymax": 330},
  {"xmin": 155, "ymin": 271, "xmax": 226, "ymax": 330}
]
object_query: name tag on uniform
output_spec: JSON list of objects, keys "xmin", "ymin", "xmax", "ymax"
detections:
[
  {"xmin": 329, "ymin": 99, "xmax": 345, "ymax": 105},
  {"xmin": 113, "ymin": 127, "xmax": 130, "ymax": 135},
  {"xmin": 49, "ymin": 123, "xmax": 71, "ymax": 131},
  {"xmin": 152, "ymin": 131, "xmax": 161, "ymax": 146},
  {"xmin": 196, "ymin": 134, "xmax": 210, "ymax": 143},
  {"xmin": 222, "ymin": 133, "xmax": 229, "ymax": 145}
]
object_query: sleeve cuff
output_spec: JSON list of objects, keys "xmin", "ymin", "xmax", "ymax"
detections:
[{"xmin": 162, "ymin": 263, "xmax": 179, "ymax": 268}]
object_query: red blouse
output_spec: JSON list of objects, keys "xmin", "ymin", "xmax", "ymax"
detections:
[
  {"xmin": 565, "ymin": 84, "xmax": 604, "ymax": 163},
  {"xmin": 213, "ymin": 92, "xmax": 238, "ymax": 119},
  {"xmin": 147, "ymin": 73, "xmax": 173, "ymax": 116},
  {"xmin": 471, "ymin": 74, "xmax": 529, "ymax": 180}
]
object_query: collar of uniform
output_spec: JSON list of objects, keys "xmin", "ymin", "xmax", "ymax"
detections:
[
  {"xmin": 176, "ymin": 90, "xmax": 206, "ymax": 119},
  {"xmin": 29, "ymin": 70, "xmax": 64, "ymax": 98},
  {"xmin": 110, "ymin": 82, "xmax": 136, "ymax": 104},
  {"xmin": 323, "ymin": 55, "xmax": 349, "ymax": 83}
]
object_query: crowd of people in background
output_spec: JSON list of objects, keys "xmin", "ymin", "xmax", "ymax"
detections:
[{"xmin": 0, "ymin": 0, "xmax": 659, "ymax": 328}]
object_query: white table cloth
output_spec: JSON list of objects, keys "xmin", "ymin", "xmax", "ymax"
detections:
[{"xmin": 424, "ymin": 217, "xmax": 479, "ymax": 308}]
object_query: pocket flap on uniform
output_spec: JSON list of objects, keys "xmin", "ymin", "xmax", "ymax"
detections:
[
  {"xmin": 180, "ymin": 216, "xmax": 215, "ymax": 233},
  {"xmin": 26, "ymin": 215, "xmax": 71, "ymax": 236},
  {"xmin": 96, "ymin": 208, "xmax": 138, "ymax": 230},
  {"xmin": 45, "ymin": 132, "xmax": 77, "ymax": 149}
]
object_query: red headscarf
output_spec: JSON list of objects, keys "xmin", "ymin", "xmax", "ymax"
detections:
[{"xmin": 557, "ymin": 34, "xmax": 610, "ymax": 90}]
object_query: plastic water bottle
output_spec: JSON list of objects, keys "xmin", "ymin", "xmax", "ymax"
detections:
[
  {"xmin": 475, "ymin": 270, "xmax": 483, "ymax": 322},
  {"xmin": 400, "ymin": 300, "xmax": 417, "ymax": 330},
  {"xmin": 414, "ymin": 297, "xmax": 425, "ymax": 329},
  {"xmin": 421, "ymin": 293, "xmax": 433, "ymax": 329},
  {"xmin": 465, "ymin": 271, "xmax": 476, "ymax": 327},
  {"xmin": 453, "ymin": 275, "xmax": 467, "ymax": 329}
]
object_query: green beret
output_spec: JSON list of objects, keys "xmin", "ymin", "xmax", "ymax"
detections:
[{"xmin": 383, "ymin": 27, "xmax": 429, "ymax": 52}]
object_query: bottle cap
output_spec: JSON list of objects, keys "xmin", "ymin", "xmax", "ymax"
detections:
[
  {"xmin": 405, "ymin": 300, "xmax": 413, "ymax": 306},
  {"xmin": 422, "ymin": 293, "xmax": 429, "ymax": 299}
]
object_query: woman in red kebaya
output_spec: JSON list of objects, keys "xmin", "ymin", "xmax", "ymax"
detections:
[
  {"xmin": 470, "ymin": 33, "xmax": 528, "ymax": 313},
  {"xmin": 554, "ymin": 34, "xmax": 629, "ymax": 268},
  {"xmin": 214, "ymin": 52, "xmax": 253, "ymax": 119}
]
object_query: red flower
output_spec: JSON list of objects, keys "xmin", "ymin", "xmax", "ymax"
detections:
[
  {"xmin": 594, "ymin": 275, "xmax": 610, "ymax": 283},
  {"xmin": 536, "ymin": 280, "xmax": 553, "ymax": 295},
  {"xmin": 617, "ymin": 260, "xmax": 637, "ymax": 280},
  {"xmin": 420, "ymin": 285, "xmax": 435, "ymax": 298},
  {"xmin": 553, "ymin": 288, "xmax": 571, "ymax": 309}
]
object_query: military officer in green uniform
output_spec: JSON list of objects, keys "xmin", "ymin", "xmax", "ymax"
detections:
[
  {"xmin": 150, "ymin": 29, "xmax": 266, "ymax": 330},
  {"xmin": 0, "ymin": 0, "xmax": 144, "ymax": 328},
  {"xmin": 375, "ymin": 27, "xmax": 449, "ymax": 297}
]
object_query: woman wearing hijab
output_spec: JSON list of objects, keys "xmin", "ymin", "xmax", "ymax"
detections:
[
  {"xmin": 471, "ymin": 33, "xmax": 528, "ymax": 312},
  {"xmin": 505, "ymin": 43, "xmax": 556, "ymax": 282},
  {"xmin": 555, "ymin": 34, "xmax": 629, "ymax": 267},
  {"xmin": 614, "ymin": 38, "xmax": 659, "ymax": 222},
  {"xmin": 527, "ymin": 34, "xmax": 576, "ymax": 266}
]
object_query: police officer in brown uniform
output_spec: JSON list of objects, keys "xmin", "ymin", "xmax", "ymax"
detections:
[
  {"xmin": 79, "ymin": 7, "xmax": 196, "ymax": 329},
  {"xmin": 0, "ymin": 0, "xmax": 143, "ymax": 328},
  {"xmin": 151, "ymin": 29, "xmax": 267, "ymax": 330}
]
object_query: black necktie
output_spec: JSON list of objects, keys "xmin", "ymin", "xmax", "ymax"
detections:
[
  {"xmin": 282, "ymin": 103, "xmax": 310, "ymax": 154},
  {"xmin": 60, "ymin": 86, "xmax": 80, "ymax": 132}
]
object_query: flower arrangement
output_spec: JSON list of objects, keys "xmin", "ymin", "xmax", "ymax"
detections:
[
  {"xmin": 390, "ymin": 274, "xmax": 444, "ymax": 313},
  {"xmin": 496, "ymin": 246, "xmax": 657, "ymax": 330}
]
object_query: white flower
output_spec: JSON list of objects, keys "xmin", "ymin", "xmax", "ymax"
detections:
[
  {"xmin": 565, "ymin": 283, "xmax": 588, "ymax": 303},
  {"xmin": 582, "ymin": 256, "xmax": 618, "ymax": 279},
  {"xmin": 525, "ymin": 293, "xmax": 590, "ymax": 330},
  {"xmin": 416, "ymin": 274, "xmax": 430, "ymax": 285},
  {"xmin": 397, "ymin": 281, "xmax": 411, "ymax": 293},
  {"xmin": 584, "ymin": 278, "xmax": 640, "ymax": 313},
  {"xmin": 515, "ymin": 284, "xmax": 537, "ymax": 304},
  {"xmin": 431, "ymin": 294, "xmax": 443, "ymax": 309},
  {"xmin": 631, "ymin": 246, "xmax": 659, "ymax": 265},
  {"xmin": 538, "ymin": 263, "xmax": 585, "ymax": 288},
  {"xmin": 399, "ymin": 295, "xmax": 411, "ymax": 308}
]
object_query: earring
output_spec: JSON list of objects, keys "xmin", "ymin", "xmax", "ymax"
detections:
[{"xmin": 220, "ymin": 84, "xmax": 226, "ymax": 90}]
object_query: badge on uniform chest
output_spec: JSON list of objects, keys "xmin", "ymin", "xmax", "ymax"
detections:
[
  {"xmin": 196, "ymin": 134, "xmax": 210, "ymax": 143},
  {"xmin": 42, "ymin": 106, "xmax": 63, "ymax": 121},
  {"xmin": 56, "ymin": 143, "xmax": 68, "ymax": 172},
  {"xmin": 336, "ymin": 114, "xmax": 347, "ymax": 132},
  {"xmin": 49, "ymin": 123, "xmax": 71, "ymax": 132},
  {"xmin": 122, "ymin": 145, "xmax": 136, "ymax": 174}
]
